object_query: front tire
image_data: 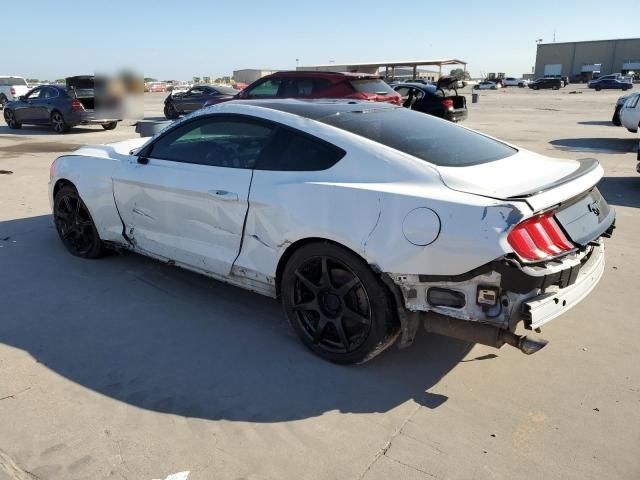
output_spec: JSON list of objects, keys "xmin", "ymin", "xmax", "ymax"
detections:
[
  {"xmin": 281, "ymin": 242, "xmax": 398, "ymax": 364},
  {"xmin": 0, "ymin": 95, "xmax": 7, "ymax": 109},
  {"xmin": 53, "ymin": 185, "xmax": 106, "ymax": 258},
  {"xmin": 101, "ymin": 121, "xmax": 118, "ymax": 130},
  {"xmin": 51, "ymin": 111, "xmax": 70, "ymax": 134},
  {"xmin": 164, "ymin": 103, "xmax": 179, "ymax": 120},
  {"xmin": 4, "ymin": 109, "xmax": 21, "ymax": 129}
]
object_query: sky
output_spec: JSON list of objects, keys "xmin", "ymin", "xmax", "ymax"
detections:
[{"xmin": 5, "ymin": 0, "xmax": 638, "ymax": 81}]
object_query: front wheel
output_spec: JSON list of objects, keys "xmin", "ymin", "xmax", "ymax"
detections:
[
  {"xmin": 53, "ymin": 185, "xmax": 106, "ymax": 258},
  {"xmin": 281, "ymin": 242, "xmax": 398, "ymax": 364},
  {"xmin": 533, "ymin": 85, "xmax": 539, "ymax": 90},
  {"xmin": 164, "ymin": 103, "xmax": 179, "ymax": 120},
  {"xmin": 101, "ymin": 121, "xmax": 117, "ymax": 130},
  {"xmin": 4, "ymin": 109, "xmax": 21, "ymax": 129},
  {"xmin": 51, "ymin": 111, "xmax": 70, "ymax": 134},
  {"xmin": 0, "ymin": 95, "xmax": 7, "ymax": 109}
]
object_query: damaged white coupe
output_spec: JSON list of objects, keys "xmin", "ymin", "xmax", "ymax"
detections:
[{"xmin": 49, "ymin": 100, "xmax": 615, "ymax": 363}]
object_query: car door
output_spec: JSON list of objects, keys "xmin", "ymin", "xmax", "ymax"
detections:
[
  {"xmin": 112, "ymin": 115, "xmax": 275, "ymax": 276},
  {"xmin": 176, "ymin": 86, "xmax": 207, "ymax": 113},
  {"xmin": 35, "ymin": 86, "xmax": 58, "ymax": 123},
  {"xmin": 13, "ymin": 87, "xmax": 43, "ymax": 122}
]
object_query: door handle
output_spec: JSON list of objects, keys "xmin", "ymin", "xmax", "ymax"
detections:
[{"xmin": 208, "ymin": 190, "xmax": 239, "ymax": 201}]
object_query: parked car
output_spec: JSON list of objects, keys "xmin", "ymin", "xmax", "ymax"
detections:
[
  {"xmin": 612, "ymin": 93, "xmax": 633, "ymax": 125},
  {"xmin": 503, "ymin": 77, "xmax": 528, "ymax": 87},
  {"xmin": 0, "ymin": 76, "xmax": 30, "ymax": 108},
  {"xmin": 528, "ymin": 78, "xmax": 561, "ymax": 90},
  {"xmin": 620, "ymin": 92, "xmax": 640, "ymax": 132},
  {"xmin": 3, "ymin": 76, "xmax": 121, "ymax": 133},
  {"xmin": 203, "ymin": 71, "xmax": 402, "ymax": 108},
  {"xmin": 148, "ymin": 82, "xmax": 167, "ymax": 93},
  {"xmin": 49, "ymin": 100, "xmax": 615, "ymax": 364},
  {"xmin": 474, "ymin": 81, "xmax": 500, "ymax": 90},
  {"xmin": 393, "ymin": 78, "xmax": 467, "ymax": 122},
  {"xmin": 164, "ymin": 84, "xmax": 239, "ymax": 119},
  {"xmin": 588, "ymin": 76, "xmax": 633, "ymax": 91}
]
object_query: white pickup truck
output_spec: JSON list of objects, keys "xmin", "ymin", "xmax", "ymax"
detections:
[
  {"xmin": 503, "ymin": 77, "xmax": 528, "ymax": 87},
  {"xmin": 0, "ymin": 76, "xmax": 30, "ymax": 108}
]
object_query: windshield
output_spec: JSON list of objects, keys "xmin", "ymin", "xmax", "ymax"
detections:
[
  {"xmin": 4, "ymin": 77, "xmax": 28, "ymax": 86},
  {"xmin": 319, "ymin": 107, "xmax": 517, "ymax": 167}
]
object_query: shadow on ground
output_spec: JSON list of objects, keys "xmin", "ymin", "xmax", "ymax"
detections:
[
  {"xmin": 550, "ymin": 137, "xmax": 638, "ymax": 154},
  {"xmin": 0, "ymin": 125, "xmax": 101, "ymax": 136},
  {"xmin": 0, "ymin": 215, "xmax": 471, "ymax": 423},
  {"xmin": 577, "ymin": 121, "xmax": 616, "ymax": 127},
  {"xmin": 598, "ymin": 176, "xmax": 640, "ymax": 208}
]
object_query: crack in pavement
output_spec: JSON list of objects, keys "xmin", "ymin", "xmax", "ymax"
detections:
[
  {"xmin": 0, "ymin": 448, "xmax": 40, "ymax": 480},
  {"xmin": 355, "ymin": 402, "xmax": 422, "ymax": 480}
]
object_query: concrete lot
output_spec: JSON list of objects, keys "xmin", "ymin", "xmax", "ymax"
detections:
[{"xmin": 0, "ymin": 86, "xmax": 638, "ymax": 480}]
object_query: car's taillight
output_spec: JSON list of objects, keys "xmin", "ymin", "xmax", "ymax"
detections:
[
  {"xmin": 507, "ymin": 212, "xmax": 574, "ymax": 262},
  {"xmin": 71, "ymin": 99, "xmax": 83, "ymax": 111},
  {"xmin": 10, "ymin": 87, "xmax": 16, "ymax": 95},
  {"xmin": 442, "ymin": 98, "xmax": 454, "ymax": 110}
]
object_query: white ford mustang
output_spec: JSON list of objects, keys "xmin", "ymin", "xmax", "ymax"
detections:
[{"xmin": 49, "ymin": 100, "xmax": 615, "ymax": 364}]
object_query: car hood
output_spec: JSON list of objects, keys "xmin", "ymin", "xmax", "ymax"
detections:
[
  {"xmin": 436, "ymin": 148, "xmax": 603, "ymax": 211},
  {"xmin": 72, "ymin": 137, "xmax": 149, "ymax": 160}
]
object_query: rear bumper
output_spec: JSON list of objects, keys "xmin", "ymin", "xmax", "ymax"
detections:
[
  {"xmin": 521, "ymin": 243, "xmax": 605, "ymax": 329},
  {"xmin": 444, "ymin": 109, "xmax": 468, "ymax": 123},
  {"xmin": 67, "ymin": 111, "xmax": 121, "ymax": 126}
]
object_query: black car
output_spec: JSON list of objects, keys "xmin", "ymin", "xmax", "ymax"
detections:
[
  {"xmin": 3, "ymin": 76, "xmax": 121, "ymax": 134},
  {"xmin": 164, "ymin": 85, "xmax": 239, "ymax": 119},
  {"xmin": 393, "ymin": 77, "xmax": 467, "ymax": 122},
  {"xmin": 528, "ymin": 78, "xmax": 562, "ymax": 90}
]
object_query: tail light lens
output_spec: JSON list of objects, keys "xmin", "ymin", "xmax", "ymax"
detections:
[
  {"xmin": 442, "ymin": 98, "xmax": 454, "ymax": 110},
  {"xmin": 10, "ymin": 87, "xmax": 16, "ymax": 95},
  {"xmin": 507, "ymin": 212, "xmax": 574, "ymax": 262},
  {"xmin": 71, "ymin": 99, "xmax": 83, "ymax": 111}
]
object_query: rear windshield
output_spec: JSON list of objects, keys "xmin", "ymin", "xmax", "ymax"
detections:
[
  {"xmin": 350, "ymin": 79, "xmax": 395, "ymax": 95},
  {"xmin": 319, "ymin": 107, "xmax": 517, "ymax": 167},
  {"xmin": 214, "ymin": 86, "xmax": 240, "ymax": 95},
  {"xmin": 0, "ymin": 77, "xmax": 27, "ymax": 86}
]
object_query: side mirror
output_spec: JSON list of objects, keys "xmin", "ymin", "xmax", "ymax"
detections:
[{"xmin": 238, "ymin": 90, "xmax": 249, "ymax": 99}]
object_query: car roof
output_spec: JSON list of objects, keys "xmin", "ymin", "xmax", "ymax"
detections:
[
  {"xmin": 268, "ymin": 70, "xmax": 381, "ymax": 79},
  {"xmin": 208, "ymin": 98, "xmax": 399, "ymax": 120}
]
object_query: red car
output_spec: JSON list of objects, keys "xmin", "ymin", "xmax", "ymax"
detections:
[{"xmin": 204, "ymin": 71, "xmax": 401, "ymax": 107}]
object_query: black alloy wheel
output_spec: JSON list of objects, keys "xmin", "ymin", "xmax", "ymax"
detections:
[
  {"xmin": 51, "ymin": 111, "xmax": 70, "ymax": 134},
  {"xmin": 53, "ymin": 185, "xmax": 105, "ymax": 258},
  {"xmin": 282, "ymin": 243, "xmax": 397, "ymax": 364},
  {"xmin": 4, "ymin": 109, "xmax": 21, "ymax": 129}
]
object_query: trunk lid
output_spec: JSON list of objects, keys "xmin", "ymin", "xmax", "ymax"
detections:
[{"xmin": 436, "ymin": 149, "xmax": 604, "ymax": 212}]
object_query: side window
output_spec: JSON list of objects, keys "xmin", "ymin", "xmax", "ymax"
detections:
[
  {"xmin": 25, "ymin": 88, "xmax": 42, "ymax": 99},
  {"xmin": 42, "ymin": 87, "xmax": 59, "ymax": 99},
  {"xmin": 395, "ymin": 87, "xmax": 411, "ymax": 97},
  {"xmin": 256, "ymin": 127, "xmax": 345, "ymax": 171},
  {"xmin": 148, "ymin": 116, "xmax": 274, "ymax": 169},
  {"xmin": 629, "ymin": 95, "xmax": 640, "ymax": 108},
  {"xmin": 0, "ymin": 78, "xmax": 6, "ymax": 86},
  {"xmin": 247, "ymin": 79, "xmax": 282, "ymax": 98},
  {"xmin": 187, "ymin": 87, "xmax": 205, "ymax": 96}
]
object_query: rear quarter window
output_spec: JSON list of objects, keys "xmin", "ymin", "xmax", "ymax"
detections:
[{"xmin": 256, "ymin": 127, "xmax": 345, "ymax": 171}]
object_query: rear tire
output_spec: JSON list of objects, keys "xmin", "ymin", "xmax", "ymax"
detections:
[
  {"xmin": 0, "ymin": 95, "xmax": 7, "ymax": 109},
  {"xmin": 4, "ymin": 109, "xmax": 21, "ymax": 129},
  {"xmin": 595, "ymin": 87, "xmax": 601, "ymax": 92},
  {"xmin": 53, "ymin": 185, "xmax": 106, "ymax": 258},
  {"xmin": 281, "ymin": 242, "xmax": 398, "ymax": 364},
  {"xmin": 101, "ymin": 121, "xmax": 117, "ymax": 130},
  {"xmin": 533, "ymin": 85, "xmax": 539, "ymax": 90},
  {"xmin": 51, "ymin": 111, "xmax": 70, "ymax": 134}
]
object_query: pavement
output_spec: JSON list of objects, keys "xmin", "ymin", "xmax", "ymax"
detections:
[{"xmin": 0, "ymin": 87, "xmax": 638, "ymax": 480}]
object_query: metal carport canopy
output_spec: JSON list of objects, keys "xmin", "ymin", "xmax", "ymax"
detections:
[{"xmin": 297, "ymin": 59, "xmax": 467, "ymax": 77}]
